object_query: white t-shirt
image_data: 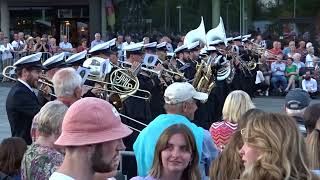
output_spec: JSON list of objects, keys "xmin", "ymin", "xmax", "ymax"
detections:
[
  {"xmin": 49, "ymin": 172, "xmax": 75, "ymax": 180},
  {"xmin": 305, "ymin": 54, "xmax": 314, "ymax": 67}
]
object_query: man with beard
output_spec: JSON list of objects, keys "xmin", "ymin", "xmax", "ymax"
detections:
[
  {"xmin": 49, "ymin": 97, "xmax": 132, "ymax": 180},
  {"xmin": 6, "ymin": 52, "xmax": 43, "ymax": 145}
]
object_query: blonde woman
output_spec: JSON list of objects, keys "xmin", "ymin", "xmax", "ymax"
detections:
[
  {"xmin": 240, "ymin": 113, "xmax": 317, "ymax": 180},
  {"xmin": 131, "ymin": 124, "xmax": 201, "ymax": 180},
  {"xmin": 209, "ymin": 90, "xmax": 255, "ymax": 151},
  {"xmin": 210, "ymin": 109, "xmax": 265, "ymax": 180},
  {"xmin": 306, "ymin": 118, "xmax": 320, "ymax": 172}
]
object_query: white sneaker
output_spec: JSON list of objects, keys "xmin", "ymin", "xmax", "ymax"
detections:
[{"xmin": 265, "ymin": 91, "xmax": 269, "ymax": 96}]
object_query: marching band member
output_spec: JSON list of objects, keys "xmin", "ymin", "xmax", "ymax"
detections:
[
  {"xmin": 175, "ymin": 44, "xmax": 196, "ymax": 81},
  {"xmin": 156, "ymin": 42, "xmax": 167, "ymax": 64},
  {"xmin": 38, "ymin": 52, "xmax": 66, "ymax": 106},
  {"xmin": 144, "ymin": 42, "xmax": 157, "ymax": 55},
  {"xmin": 6, "ymin": 52, "xmax": 43, "ymax": 145},
  {"xmin": 65, "ymin": 50, "xmax": 87, "ymax": 69}
]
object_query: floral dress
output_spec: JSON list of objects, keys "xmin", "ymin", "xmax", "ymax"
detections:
[{"xmin": 21, "ymin": 144, "xmax": 64, "ymax": 180}]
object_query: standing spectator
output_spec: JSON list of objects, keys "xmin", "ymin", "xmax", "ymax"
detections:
[
  {"xmin": 302, "ymin": 70, "xmax": 318, "ymax": 98},
  {"xmin": 0, "ymin": 37, "xmax": 14, "ymax": 74},
  {"xmin": 35, "ymin": 38, "xmax": 49, "ymax": 53},
  {"xmin": 116, "ymin": 35, "xmax": 124, "ymax": 61},
  {"xmin": 21, "ymin": 101, "xmax": 68, "ymax": 180},
  {"xmin": 49, "ymin": 97, "xmax": 132, "ymax": 180},
  {"xmin": 49, "ymin": 38, "xmax": 59, "ymax": 54},
  {"xmin": 210, "ymin": 90, "xmax": 255, "ymax": 151},
  {"xmin": 0, "ymin": 31, "xmax": 4, "ymax": 45},
  {"xmin": 59, "ymin": 35, "xmax": 73, "ymax": 53},
  {"xmin": 77, "ymin": 38, "xmax": 88, "ymax": 52},
  {"xmin": 271, "ymin": 54, "xmax": 287, "ymax": 93},
  {"xmin": 284, "ymin": 88, "xmax": 311, "ymax": 135},
  {"xmin": 284, "ymin": 57, "xmax": 298, "ymax": 92},
  {"xmin": 90, "ymin": 33, "xmax": 104, "ymax": 48},
  {"xmin": 254, "ymin": 35, "xmax": 266, "ymax": 48},
  {"xmin": 18, "ymin": 32, "xmax": 26, "ymax": 50},
  {"xmin": 23, "ymin": 37, "xmax": 35, "ymax": 55},
  {"xmin": 0, "ymin": 137, "xmax": 27, "ymax": 180},
  {"xmin": 296, "ymin": 40, "xmax": 307, "ymax": 63},
  {"xmin": 306, "ymin": 44, "xmax": 315, "ymax": 67},
  {"xmin": 11, "ymin": 33, "xmax": 20, "ymax": 51}
]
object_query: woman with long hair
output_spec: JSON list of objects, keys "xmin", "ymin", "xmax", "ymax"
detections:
[
  {"xmin": 209, "ymin": 90, "xmax": 255, "ymax": 151},
  {"xmin": 131, "ymin": 124, "xmax": 201, "ymax": 180},
  {"xmin": 0, "ymin": 137, "xmax": 27, "ymax": 180},
  {"xmin": 210, "ymin": 109, "xmax": 265, "ymax": 180},
  {"xmin": 306, "ymin": 118, "xmax": 320, "ymax": 171},
  {"xmin": 240, "ymin": 112, "xmax": 317, "ymax": 180}
]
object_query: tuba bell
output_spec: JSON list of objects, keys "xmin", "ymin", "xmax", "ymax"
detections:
[
  {"xmin": 183, "ymin": 16, "xmax": 207, "ymax": 46},
  {"xmin": 206, "ymin": 17, "xmax": 228, "ymax": 46}
]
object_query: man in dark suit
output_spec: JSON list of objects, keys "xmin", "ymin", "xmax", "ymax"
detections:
[{"xmin": 6, "ymin": 52, "xmax": 43, "ymax": 144}]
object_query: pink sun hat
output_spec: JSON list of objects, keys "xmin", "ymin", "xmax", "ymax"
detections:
[{"xmin": 55, "ymin": 97, "xmax": 132, "ymax": 146}]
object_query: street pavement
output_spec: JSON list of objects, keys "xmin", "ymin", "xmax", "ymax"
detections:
[{"xmin": 1, "ymin": 82, "xmax": 320, "ymax": 141}]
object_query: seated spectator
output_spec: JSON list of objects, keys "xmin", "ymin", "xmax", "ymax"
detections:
[
  {"xmin": 210, "ymin": 90, "xmax": 255, "ymax": 151},
  {"xmin": 131, "ymin": 124, "xmax": 201, "ymax": 180},
  {"xmin": 303, "ymin": 103, "xmax": 320, "ymax": 136},
  {"xmin": 283, "ymin": 40, "xmax": 296, "ymax": 58},
  {"xmin": 284, "ymin": 88, "xmax": 311, "ymax": 135},
  {"xmin": 239, "ymin": 112, "xmax": 317, "ymax": 179},
  {"xmin": 255, "ymin": 70, "xmax": 269, "ymax": 96},
  {"xmin": 210, "ymin": 109, "xmax": 265, "ymax": 180},
  {"xmin": 302, "ymin": 70, "xmax": 318, "ymax": 98},
  {"xmin": 59, "ymin": 35, "xmax": 73, "ymax": 53},
  {"xmin": 267, "ymin": 41, "xmax": 282, "ymax": 61},
  {"xmin": 271, "ymin": 54, "xmax": 287, "ymax": 93},
  {"xmin": 292, "ymin": 53, "xmax": 305, "ymax": 73},
  {"xmin": 0, "ymin": 137, "xmax": 27, "ymax": 180},
  {"xmin": 296, "ymin": 40, "xmax": 307, "ymax": 63},
  {"xmin": 21, "ymin": 101, "xmax": 68, "ymax": 180},
  {"xmin": 77, "ymin": 38, "xmax": 88, "ymax": 52},
  {"xmin": 257, "ymin": 56, "xmax": 271, "ymax": 95},
  {"xmin": 284, "ymin": 57, "xmax": 298, "ymax": 92}
]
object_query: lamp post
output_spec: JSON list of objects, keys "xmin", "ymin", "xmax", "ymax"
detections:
[{"xmin": 176, "ymin": 5, "xmax": 182, "ymax": 33}]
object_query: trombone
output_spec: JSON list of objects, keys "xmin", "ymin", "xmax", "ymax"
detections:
[{"xmin": 2, "ymin": 66, "xmax": 56, "ymax": 97}]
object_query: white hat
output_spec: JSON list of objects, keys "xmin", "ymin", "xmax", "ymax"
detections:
[
  {"xmin": 89, "ymin": 42, "xmax": 110, "ymax": 53},
  {"xmin": 144, "ymin": 42, "xmax": 157, "ymax": 49},
  {"xmin": 187, "ymin": 41, "xmax": 200, "ymax": 51},
  {"xmin": 66, "ymin": 50, "xmax": 87, "ymax": 65},
  {"xmin": 306, "ymin": 42, "xmax": 313, "ymax": 49},
  {"xmin": 207, "ymin": 46, "xmax": 217, "ymax": 52},
  {"xmin": 242, "ymin": 34, "xmax": 252, "ymax": 39},
  {"xmin": 13, "ymin": 52, "xmax": 43, "ymax": 68},
  {"xmin": 43, "ymin": 52, "xmax": 66, "ymax": 69},
  {"xmin": 156, "ymin": 42, "xmax": 167, "ymax": 50},
  {"xmin": 164, "ymin": 82, "xmax": 208, "ymax": 104},
  {"xmin": 209, "ymin": 40, "xmax": 223, "ymax": 46},
  {"xmin": 226, "ymin": 37, "xmax": 234, "ymax": 42},
  {"xmin": 174, "ymin": 44, "xmax": 188, "ymax": 54},
  {"xmin": 233, "ymin": 35, "xmax": 242, "ymax": 41},
  {"xmin": 124, "ymin": 43, "xmax": 144, "ymax": 53},
  {"xmin": 107, "ymin": 38, "xmax": 117, "ymax": 47},
  {"xmin": 166, "ymin": 52, "xmax": 174, "ymax": 57},
  {"xmin": 242, "ymin": 37, "xmax": 249, "ymax": 42}
]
